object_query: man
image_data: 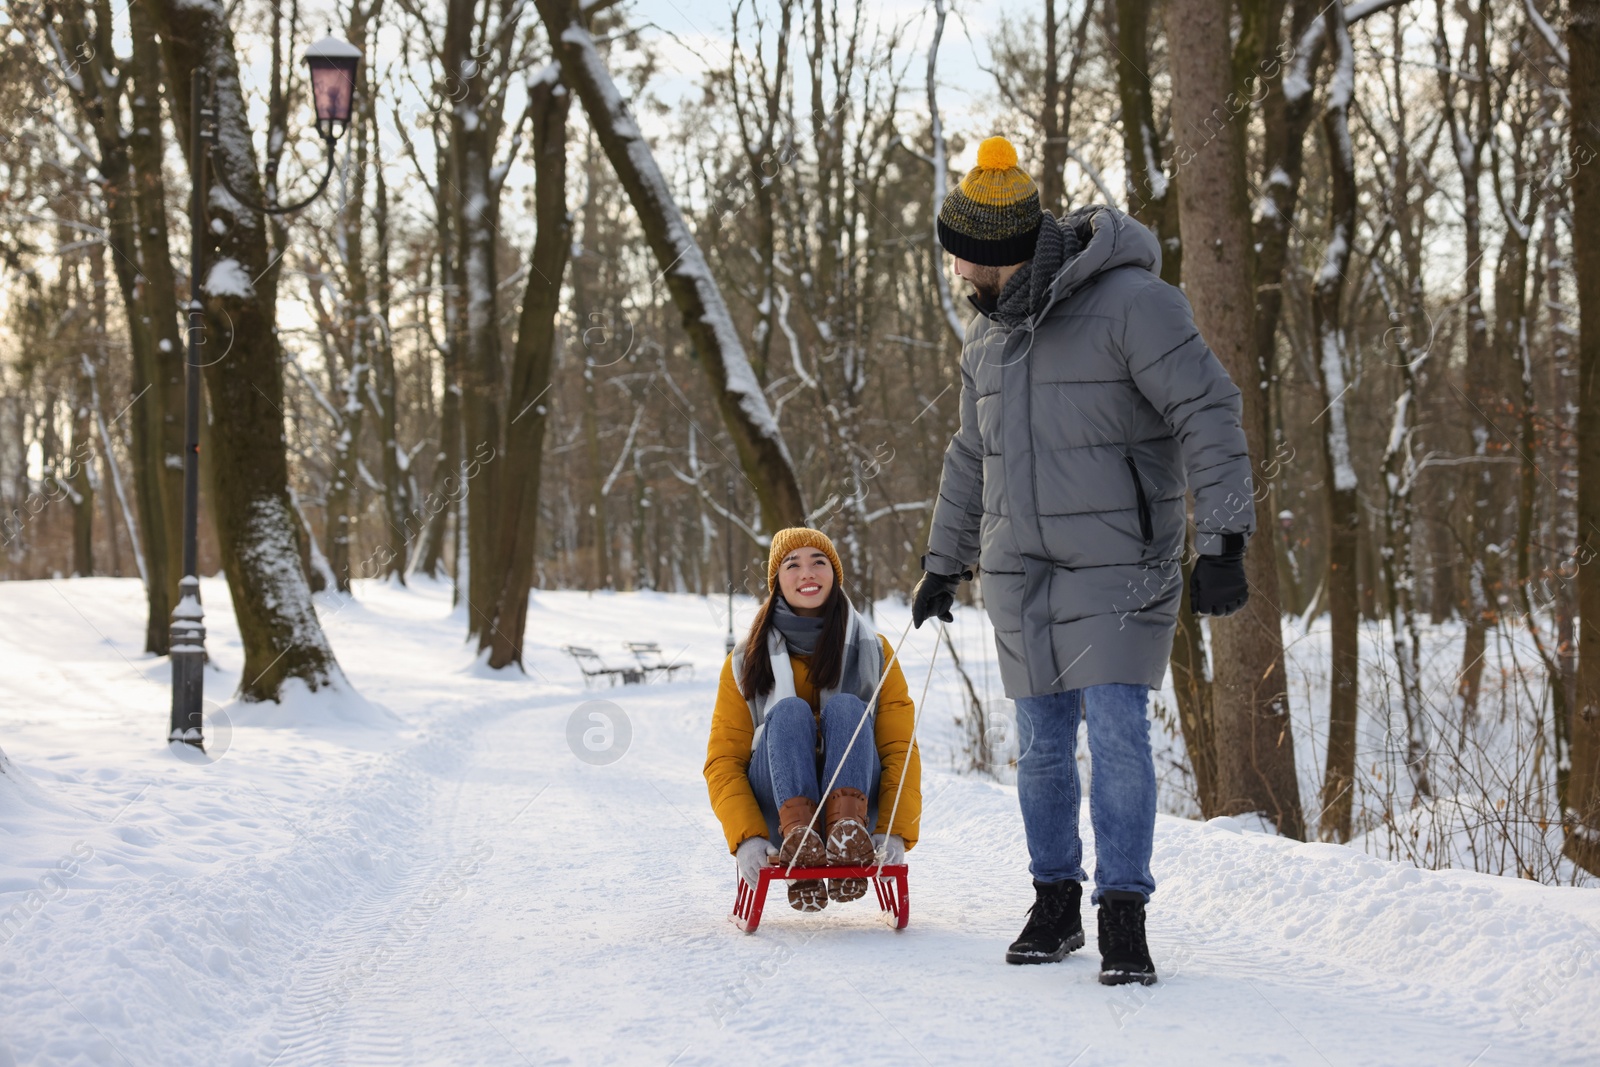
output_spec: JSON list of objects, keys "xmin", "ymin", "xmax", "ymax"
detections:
[{"xmin": 911, "ymin": 136, "xmax": 1253, "ymax": 986}]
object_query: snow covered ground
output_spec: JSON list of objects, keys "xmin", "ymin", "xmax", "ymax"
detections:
[{"xmin": 2, "ymin": 576, "xmax": 1597, "ymax": 1065}]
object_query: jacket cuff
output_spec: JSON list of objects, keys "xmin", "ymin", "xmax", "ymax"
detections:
[
  {"xmin": 1195, "ymin": 531, "xmax": 1247, "ymax": 557},
  {"xmin": 920, "ymin": 551, "xmax": 970, "ymax": 578}
]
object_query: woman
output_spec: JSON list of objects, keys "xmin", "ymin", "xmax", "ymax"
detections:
[{"xmin": 704, "ymin": 528, "xmax": 922, "ymax": 912}]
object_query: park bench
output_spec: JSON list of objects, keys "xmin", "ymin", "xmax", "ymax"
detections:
[
  {"xmin": 625, "ymin": 642, "xmax": 693, "ymax": 682},
  {"xmin": 562, "ymin": 645, "xmax": 645, "ymax": 688}
]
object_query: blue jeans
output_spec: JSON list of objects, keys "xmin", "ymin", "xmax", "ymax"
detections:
[
  {"xmin": 1014, "ymin": 683, "xmax": 1156, "ymax": 904},
  {"xmin": 749, "ymin": 694, "xmax": 880, "ymax": 844}
]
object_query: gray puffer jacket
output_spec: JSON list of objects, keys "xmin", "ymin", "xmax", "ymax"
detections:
[{"xmin": 925, "ymin": 205, "xmax": 1255, "ymax": 699}]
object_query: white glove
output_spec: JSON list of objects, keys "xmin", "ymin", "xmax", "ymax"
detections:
[
  {"xmin": 736, "ymin": 836, "xmax": 777, "ymax": 887},
  {"xmin": 872, "ymin": 833, "xmax": 906, "ymax": 865}
]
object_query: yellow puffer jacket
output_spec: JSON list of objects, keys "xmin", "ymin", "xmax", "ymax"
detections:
[{"xmin": 704, "ymin": 634, "xmax": 921, "ymax": 854}]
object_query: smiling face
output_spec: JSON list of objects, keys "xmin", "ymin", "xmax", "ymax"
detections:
[{"xmin": 776, "ymin": 547, "xmax": 835, "ymax": 617}]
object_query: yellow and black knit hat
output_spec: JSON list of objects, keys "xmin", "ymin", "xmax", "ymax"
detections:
[
  {"xmin": 766, "ymin": 528, "xmax": 844, "ymax": 590},
  {"xmin": 937, "ymin": 136, "xmax": 1042, "ymax": 266}
]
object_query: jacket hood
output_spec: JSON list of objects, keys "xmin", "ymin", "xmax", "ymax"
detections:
[{"xmin": 1033, "ymin": 205, "xmax": 1161, "ymax": 324}]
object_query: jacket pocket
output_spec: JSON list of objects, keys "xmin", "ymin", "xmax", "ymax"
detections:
[{"xmin": 1125, "ymin": 455, "xmax": 1154, "ymax": 544}]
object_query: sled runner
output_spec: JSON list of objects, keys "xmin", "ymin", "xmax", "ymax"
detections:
[{"xmin": 730, "ymin": 864, "xmax": 909, "ymax": 933}]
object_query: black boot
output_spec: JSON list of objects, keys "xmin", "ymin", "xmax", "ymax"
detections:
[
  {"xmin": 1096, "ymin": 893, "xmax": 1157, "ymax": 986},
  {"xmin": 1005, "ymin": 879, "xmax": 1085, "ymax": 964}
]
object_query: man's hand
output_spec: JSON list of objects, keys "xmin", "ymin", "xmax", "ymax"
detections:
[
  {"xmin": 1190, "ymin": 534, "xmax": 1249, "ymax": 617},
  {"xmin": 912, "ymin": 567, "xmax": 969, "ymax": 628}
]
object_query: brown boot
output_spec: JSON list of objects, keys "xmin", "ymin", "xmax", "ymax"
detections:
[
  {"xmin": 824, "ymin": 787, "xmax": 874, "ymax": 902},
  {"xmin": 777, "ymin": 796, "xmax": 827, "ymax": 912}
]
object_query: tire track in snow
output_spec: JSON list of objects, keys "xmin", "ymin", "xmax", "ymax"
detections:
[
  {"xmin": 253, "ymin": 692, "xmax": 581, "ymax": 1066},
  {"xmin": 251, "ymin": 703, "xmax": 495, "ymax": 1067}
]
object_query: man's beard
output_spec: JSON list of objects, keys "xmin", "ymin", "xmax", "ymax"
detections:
[{"xmin": 966, "ymin": 263, "xmax": 1005, "ymax": 306}]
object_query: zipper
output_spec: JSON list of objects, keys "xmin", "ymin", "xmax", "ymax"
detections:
[{"xmin": 1126, "ymin": 455, "xmax": 1153, "ymax": 544}]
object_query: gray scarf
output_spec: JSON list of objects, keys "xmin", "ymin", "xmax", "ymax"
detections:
[
  {"xmin": 731, "ymin": 597, "xmax": 884, "ymax": 748},
  {"xmin": 991, "ymin": 209, "xmax": 1090, "ymax": 329},
  {"xmin": 771, "ymin": 595, "xmax": 826, "ymax": 655}
]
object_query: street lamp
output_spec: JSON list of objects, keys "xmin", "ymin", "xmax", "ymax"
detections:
[
  {"xmin": 170, "ymin": 38, "xmax": 361, "ymax": 749},
  {"xmin": 306, "ymin": 37, "xmax": 362, "ymax": 142},
  {"xmin": 725, "ymin": 475, "xmax": 735, "ymax": 655}
]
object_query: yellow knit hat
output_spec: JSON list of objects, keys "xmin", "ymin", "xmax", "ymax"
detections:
[
  {"xmin": 937, "ymin": 136, "xmax": 1043, "ymax": 266},
  {"xmin": 766, "ymin": 528, "xmax": 844, "ymax": 590}
]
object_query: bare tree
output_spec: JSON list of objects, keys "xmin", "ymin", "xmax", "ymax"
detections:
[
  {"xmin": 151, "ymin": 0, "xmax": 344, "ymax": 700},
  {"xmin": 1166, "ymin": 0, "xmax": 1304, "ymax": 838},
  {"xmin": 480, "ymin": 65, "xmax": 571, "ymax": 668},
  {"xmin": 537, "ymin": 0, "xmax": 807, "ymax": 531},
  {"xmin": 1436, "ymin": 0, "xmax": 1503, "ymax": 725},
  {"xmin": 1308, "ymin": 1, "xmax": 1362, "ymax": 838},
  {"xmin": 38, "ymin": 0, "xmax": 187, "ymax": 651},
  {"xmin": 1566, "ymin": 0, "xmax": 1600, "ymax": 876}
]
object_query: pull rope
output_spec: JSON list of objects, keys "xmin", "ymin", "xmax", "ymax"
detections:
[
  {"xmin": 870, "ymin": 619, "xmax": 942, "ymax": 877},
  {"xmin": 782, "ymin": 614, "xmax": 915, "ymax": 877}
]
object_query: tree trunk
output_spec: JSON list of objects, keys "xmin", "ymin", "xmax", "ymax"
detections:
[
  {"xmin": 444, "ymin": 0, "xmax": 508, "ymax": 641},
  {"xmin": 372, "ymin": 133, "xmax": 407, "ymax": 581},
  {"xmin": 1040, "ymin": 0, "xmax": 1065, "ymax": 214},
  {"xmin": 414, "ymin": 151, "xmax": 461, "ymax": 581},
  {"xmin": 86, "ymin": 248, "xmax": 129, "ymax": 580},
  {"xmin": 1436, "ymin": 0, "xmax": 1497, "ymax": 726},
  {"xmin": 538, "ymin": 0, "xmax": 807, "ymax": 530},
  {"xmin": 153, "ymin": 0, "xmax": 344, "ymax": 701},
  {"xmin": 47, "ymin": 0, "xmax": 186, "ymax": 649},
  {"xmin": 925, "ymin": 0, "xmax": 965, "ymax": 343},
  {"xmin": 1171, "ymin": 536, "xmax": 1219, "ymax": 814},
  {"xmin": 482, "ymin": 71, "xmax": 571, "ymax": 668},
  {"xmin": 1309, "ymin": 4, "xmax": 1361, "ymax": 841},
  {"xmin": 1113, "ymin": 0, "xmax": 1182, "ymax": 285},
  {"xmin": 1373, "ymin": 0, "xmax": 1433, "ymax": 848},
  {"xmin": 570, "ymin": 130, "xmax": 612, "ymax": 589},
  {"xmin": 1113, "ymin": 0, "xmax": 1211, "ymax": 811},
  {"xmin": 1565, "ymin": 0, "xmax": 1600, "ymax": 876},
  {"xmin": 581, "ymin": 361, "xmax": 612, "ymax": 588},
  {"xmin": 127, "ymin": 2, "xmax": 188, "ymax": 646},
  {"xmin": 1165, "ymin": 0, "xmax": 1304, "ymax": 838}
]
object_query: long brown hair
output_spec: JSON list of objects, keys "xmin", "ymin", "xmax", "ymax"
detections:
[{"xmin": 737, "ymin": 582, "xmax": 851, "ymax": 698}]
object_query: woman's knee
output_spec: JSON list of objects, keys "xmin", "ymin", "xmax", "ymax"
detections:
[
  {"xmin": 821, "ymin": 692, "xmax": 868, "ymax": 725},
  {"xmin": 764, "ymin": 697, "xmax": 816, "ymax": 735}
]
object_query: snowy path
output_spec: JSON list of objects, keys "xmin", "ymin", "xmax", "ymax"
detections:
[{"xmin": 2, "ymin": 578, "xmax": 1597, "ymax": 1065}]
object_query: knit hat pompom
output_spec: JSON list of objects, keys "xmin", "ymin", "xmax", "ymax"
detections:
[
  {"xmin": 766, "ymin": 528, "xmax": 844, "ymax": 590},
  {"xmin": 937, "ymin": 134, "xmax": 1042, "ymax": 266},
  {"xmin": 975, "ymin": 136, "xmax": 1018, "ymax": 171}
]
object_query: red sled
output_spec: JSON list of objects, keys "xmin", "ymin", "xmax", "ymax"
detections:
[{"xmin": 730, "ymin": 864, "xmax": 909, "ymax": 933}]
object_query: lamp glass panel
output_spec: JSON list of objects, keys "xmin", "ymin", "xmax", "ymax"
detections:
[{"xmin": 308, "ymin": 60, "xmax": 357, "ymax": 126}]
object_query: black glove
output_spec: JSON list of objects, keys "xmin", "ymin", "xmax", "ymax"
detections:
[
  {"xmin": 1190, "ymin": 533, "xmax": 1249, "ymax": 617},
  {"xmin": 911, "ymin": 558, "xmax": 970, "ymax": 628}
]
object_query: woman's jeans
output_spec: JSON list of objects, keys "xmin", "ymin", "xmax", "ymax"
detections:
[
  {"xmin": 749, "ymin": 694, "xmax": 880, "ymax": 844},
  {"xmin": 1014, "ymin": 683, "xmax": 1157, "ymax": 904}
]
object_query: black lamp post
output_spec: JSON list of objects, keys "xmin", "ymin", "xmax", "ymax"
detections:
[
  {"xmin": 170, "ymin": 38, "xmax": 361, "ymax": 748},
  {"xmin": 724, "ymin": 475, "xmax": 735, "ymax": 655}
]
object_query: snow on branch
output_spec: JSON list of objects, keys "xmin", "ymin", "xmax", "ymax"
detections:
[
  {"xmin": 863, "ymin": 500, "xmax": 932, "ymax": 524},
  {"xmin": 1521, "ymin": 0, "xmax": 1568, "ymax": 69},
  {"xmin": 1286, "ymin": 0, "xmax": 1412, "ymax": 104},
  {"xmin": 545, "ymin": 1, "xmax": 806, "ymax": 525},
  {"xmin": 669, "ymin": 464, "xmax": 768, "ymax": 545},
  {"xmin": 600, "ymin": 385, "xmax": 652, "ymax": 497},
  {"xmin": 553, "ymin": 16, "xmax": 794, "ymax": 463}
]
